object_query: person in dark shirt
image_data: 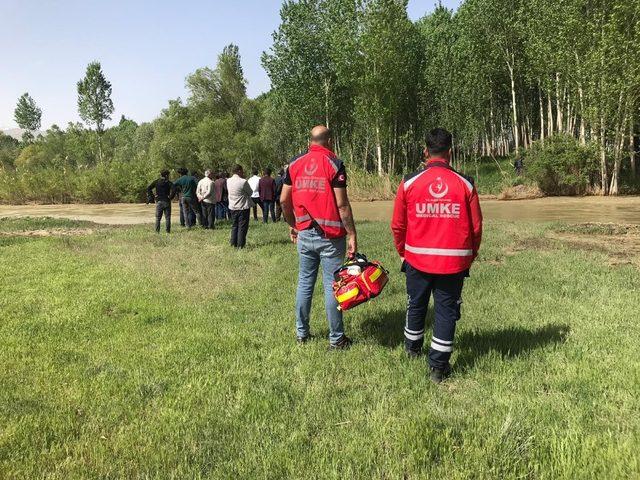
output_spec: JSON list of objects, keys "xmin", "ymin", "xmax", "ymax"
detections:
[
  {"xmin": 274, "ymin": 168, "xmax": 285, "ymax": 222},
  {"xmin": 214, "ymin": 172, "xmax": 229, "ymax": 221},
  {"xmin": 174, "ymin": 169, "xmax": 200, "ymax": 229},
  {"xmin": 258, "ymin": 167, "xmax": 277, "ymax": 223},
  {"xmin": 176, "ymin": 167, "xmax": 188, "ymax": 227},
  {"xmin": 147, "ymin": 170, "xmax": 176, "ymax": 233}
]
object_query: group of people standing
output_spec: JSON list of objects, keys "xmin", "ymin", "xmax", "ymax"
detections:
[
  {"xmin": 148, "ymin": 125, "xmax": 483, "ymax": 383},
  {"xmin": 147, "ymin": 165, "xmax": 286, "ymax": 247}
]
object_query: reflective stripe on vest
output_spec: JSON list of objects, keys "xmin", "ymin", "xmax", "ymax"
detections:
[
  {"xmin": 295, "ymin": 214, "xmax": 343, "ymax": 228},
  {"xmin": 405, "ymin": 244, "xmax": 473, "ymax": 257}
]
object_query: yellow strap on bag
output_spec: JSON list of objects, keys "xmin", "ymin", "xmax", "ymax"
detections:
[{"xmin": 337, "ymin": 285, "xmax": 359, "ymax": 304}]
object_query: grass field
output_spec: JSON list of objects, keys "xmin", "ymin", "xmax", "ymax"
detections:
[{"xmin": 1, "ymin": 217, "xmax": 639, "ymax": 479}]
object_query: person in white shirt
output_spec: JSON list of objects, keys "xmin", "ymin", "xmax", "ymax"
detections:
[
  {"xmin": 247, "ymin": 167, "xmax": 262, "ymax": 221},
  {"xmin": 227, "ymin": 164, "xmax": 255, "ymax": 249},
  {"xmin": 196, "ymin": 170, "xmax": 216, "ymax": 230}
]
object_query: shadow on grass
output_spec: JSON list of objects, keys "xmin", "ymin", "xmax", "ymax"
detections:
[
  {"xmin": 455, "ymin": 323, "xmax": 570, "ymax": 372},
  {"xmin": 359, "ymin": 307, "xmax": 434, "ymax": 348},
  {"xmin": 360, "ymin": 309, "xmax": 569, "ymax": 370}
]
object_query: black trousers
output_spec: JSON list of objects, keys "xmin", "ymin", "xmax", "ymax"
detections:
[
  {"xmin": 179, "ymin": 198, "xmax": 186, "ymax": 226},
  {"xmin": 182, "ymin": 197, "xmax": 201, "ymax": 228},
  {"xmin": 404, "ymin": 262, "xmax": 465, "ymax": 369},
  {"xmin": 155, "ymin": 200, "xmax": 171, "ymax": 233},
  {"xmin": 202, "ymin": 203, "xmax": 215, "ymax": 229},
  {"xmin": 230, "ymin": 209, "xmax": 250, "ymax": 248},
  {"xmin": 252, "ymin": 199, "xmax": 263, "ymax": 220}
]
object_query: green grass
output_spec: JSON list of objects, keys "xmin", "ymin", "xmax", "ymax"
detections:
[
  {"xmin": 1, "ymin": 217, "xmax": 639, "ymax": 478},
  {"xmin": 0, "ymin": 216, "xmax": 94, "ymax": 232}
]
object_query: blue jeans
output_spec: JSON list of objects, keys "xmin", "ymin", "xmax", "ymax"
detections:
[{"xmin": 295, "ymin": 229, "xmax": 346, "ymax": 344}]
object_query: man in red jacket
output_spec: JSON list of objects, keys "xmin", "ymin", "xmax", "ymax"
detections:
[
  {"xmin": 280, "ymin": 126, "xmax": 358, "ymax": 349},
  {"xmin": 391, "ymin": 128, "xmax": 483, "ymax": 383}
]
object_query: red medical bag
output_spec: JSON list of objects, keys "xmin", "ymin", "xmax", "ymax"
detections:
[{"xmin": 333, "ymin": 253, "xmax": 389, "ymax": 311}]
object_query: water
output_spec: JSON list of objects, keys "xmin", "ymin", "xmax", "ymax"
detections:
[
  {"xmin": 352, "ymin": 197, "xmax": 640, "ymax": 225},
  {"xmin": 0, "ymin": 197, "xmax": 639, "ymax": 225}
]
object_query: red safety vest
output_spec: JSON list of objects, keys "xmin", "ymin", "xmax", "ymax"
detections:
[
  {"xmin": 391, "ymin": 159, "xmax": 483, "ymax": 274},
  {"xmin": 289, "ymin": 144, "xmax": 347, "ymax": 239}
]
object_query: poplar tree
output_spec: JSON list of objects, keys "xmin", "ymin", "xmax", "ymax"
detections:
[
  {"xmin": 77, "ymin": 61, "xmax": 114, "ymax": 162},
  {"xmin": 14, "ymin": 93, "xmax": 42, "ymax": 143}
]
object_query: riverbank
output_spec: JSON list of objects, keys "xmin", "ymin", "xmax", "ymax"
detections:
[{"xmin": 1, "ymin": 196, "xmax": 639, "ymax": 225}]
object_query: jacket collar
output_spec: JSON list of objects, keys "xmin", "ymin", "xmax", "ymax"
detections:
[
  {"xmin": 309, "ymin": 144, "xmax": 335, "ymax": 156},
  {"xmin": 426, "ymin": 157, "xmax": 450, "ymax": 166}
]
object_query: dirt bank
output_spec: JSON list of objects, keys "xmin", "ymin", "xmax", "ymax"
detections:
[{"xmin": 0, "ymin": 196, "xmax": 638, "ymax": 225}]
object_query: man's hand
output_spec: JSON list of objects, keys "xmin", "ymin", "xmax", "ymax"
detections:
[
  {"xmin": 290, "ymin": 227, "xmax": 298, "ymax": 244},
  {"xmin": 347, "ymin": 233, "xmax": 357, "ymax": 258}
]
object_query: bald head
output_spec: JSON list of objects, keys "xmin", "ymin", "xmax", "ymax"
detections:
[{"xmin": 310, "ymin": 125, "xmax": 332, "ymax": 147}]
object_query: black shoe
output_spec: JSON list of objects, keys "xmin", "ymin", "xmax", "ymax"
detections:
[
  {"xmin": 406, "ymin": 349, "xmax": 422, "ymax": 359},
  {"xmin": 329, "ymin": 335, "xmax": 353, "ymax": 350},
  {"xmin": 297, "ymin": 335, "xmax": 310, "ymax": 344},
  {"xmin": 429, "ymin": 364, "xmax": 452, "ymax": 384}
]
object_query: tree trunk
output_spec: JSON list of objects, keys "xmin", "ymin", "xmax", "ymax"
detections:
[
  {"xmin": 555, "ymin": 73, "xmax": 563, "ymax": 133},
  {"xmin": 547, "ymin": 93, "xmax": 554, "ymax": 137},
  {"xmin": 363, "ymin": 134, "xmax": 369, "ymax": 172},
  {"xmin": 610, "ymin": 100, "xmax": 629, "ymax": 195},
  {"xmin": 490, "ymin": 99, "xmax": 496, "ymax": 155},
  {"xmin": 565, "ymin": 92, "xmax": 572, "ymax": 135},
  {"xmin": 507, "ymin": 57, "xmax": 519, "ymax": 155},
  {"xmin": 375, "ymin": 122, "xmax": 383, "ymax": 177},
  {"xmin": 324, "ymin": 78, "xmax": 330, "ymax": 129},
  {"xmin": 539, "ymin": 83, "xmax": 545, "ymax": 144},
  {"xmin": 599, "ymin": 115, "xmax": 608, "ymax": 195},
  {"xmin": 578, "ymin": 84, "xmax": 586, "ymax": 145},
  {"xmin": 630, "ymin": 113, "xmax": 636, "ymax": 176}
]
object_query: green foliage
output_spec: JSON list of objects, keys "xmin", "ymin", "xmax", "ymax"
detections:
[
  {"xmin": 3, "ymin": 1, "xmax": 639, "ymax": 201},
  {"xmin": 13, "ymin": 93, "xmax": 42, "ymax": 142},
  {"xmin": 524, "ymin": 135, "xmax": 599, "ymax": 195},
  {"xmin": 0, "ymin": 132, "xmax": 20, "ymax": 170},
  {"xmin": 77, "ymin": 61, "xmax": 114, "ymax": 134}
]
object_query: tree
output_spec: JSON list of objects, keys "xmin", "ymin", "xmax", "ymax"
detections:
[
  {"xmin": 77, "ymin": 61, "xmax": 114, "ymax": 162},
  {"xmin": 186, "ymin": 44, "xmax": 248, "ymax": 127},
  {"xmin": 14, "ymin": 93, "xmax": 42, "ymax": 143}
]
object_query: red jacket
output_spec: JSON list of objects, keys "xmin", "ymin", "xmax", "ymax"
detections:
[
  {"xmin": 391, "ymin": 158, "xmax": 483, "ymax": 274},
  {"xmin": 284, "ymin": 144, "xmax": 348, "ymax": 238}
]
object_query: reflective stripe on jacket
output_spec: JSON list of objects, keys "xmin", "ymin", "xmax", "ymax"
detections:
[
  {"xmin": 391, "ymin": 159, "xmax": 483, "ymax": 274},
  {"xmin": 288, "ymin": 145, "xmax": 347, "ymax": 238}
]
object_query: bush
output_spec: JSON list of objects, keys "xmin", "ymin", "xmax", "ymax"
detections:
[{"xmin": 523, "ymin": 135, "xmax": 598, "ymax": 195}]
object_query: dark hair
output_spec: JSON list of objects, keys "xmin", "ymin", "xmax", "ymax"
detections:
[
  {"xmin": 177, "ymin": 167, "xmax": 188, "ymax": 175},
  {"xmin": 160, "ymin": 169, "xmax": 170, "ymax": 178},
  {"xmin": 252, "ymin": 167, "xmax": 258, "ymax": 175},
  {"xmin": 278, "ymin": 169, "xmax": 285, "ymax": 176},
  {"xmin": 265, "ymin": 167, "xmax": 272, "ymax": 176},
  {"xmin": 426, "ymin": 128, "xmax": 452, "ymax": 155},
  {"xmin": 233, "ymin": 164, "xmax": 244, "ymax": 175}
]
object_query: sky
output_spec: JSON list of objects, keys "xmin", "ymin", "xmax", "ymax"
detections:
[{"xmin": 1, "ymin": 0, "xmax": 462, "ymax": 130}]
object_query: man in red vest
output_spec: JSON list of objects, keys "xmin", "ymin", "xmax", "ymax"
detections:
[
  {"xmin": 391, "ymin": 128, "xmax": 483, "ymax": 383},
  {"xmin": 280, "ymin": 126, "xmax": 357, "ymax": 349}
]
